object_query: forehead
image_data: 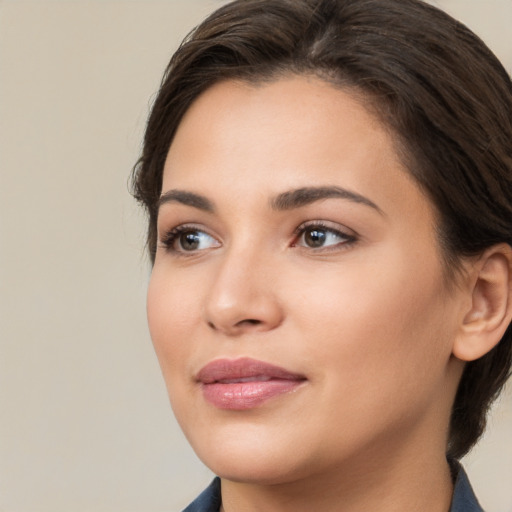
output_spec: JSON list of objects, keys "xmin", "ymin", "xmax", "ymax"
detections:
[{"xmin": 162, "ymin": 76, "xmax": 430, "ymax": 222}]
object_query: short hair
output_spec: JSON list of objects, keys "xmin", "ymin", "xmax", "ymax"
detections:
[{"xmin": 131, "ymin": 0, "xmax": 512, "ymax": 459}]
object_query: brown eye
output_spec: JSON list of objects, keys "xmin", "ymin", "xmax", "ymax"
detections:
[
  {"xmin": 161, "ymin": 226, "xmax": 220, "ymax": 253},
  {"xmin": 174, "ymin": 229, "xmax": 220, "ymax": 252},
  {"xmin": 296, "ymin": 224, "xmax": 355, "ymax": 249},
  {"xmin": 179, "ymin": 231, "xmax": 202, "ymax": 251},
  {"xmin": 303, "ymin": 228, "xmax": 327, "ymax": 248}
]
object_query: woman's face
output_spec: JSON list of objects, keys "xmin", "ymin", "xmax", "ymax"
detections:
[{"xmin": 148, "ymin": 76, "xmax": 466, "ymax": 484}]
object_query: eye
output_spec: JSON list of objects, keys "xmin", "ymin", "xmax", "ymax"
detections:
[
  {"xmin": 160, "ymin": 225, "xmax": 220, "ymax": 253},
  {"xmin": 294, "ymin": 222, "xmax": 356, "ymax": 249}
]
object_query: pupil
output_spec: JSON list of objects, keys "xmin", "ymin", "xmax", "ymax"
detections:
[
  {"xmin": 181, "ymin": 231, "xmax": 200, "ymax": 250},
  {"xmin": 305, "ymin": 229, "xmax": 326, "ymax": 247}
]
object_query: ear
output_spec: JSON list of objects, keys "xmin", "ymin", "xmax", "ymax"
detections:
[{"xmin": 453, "ymin": 244, "xmax": 512, "ymax": 362}]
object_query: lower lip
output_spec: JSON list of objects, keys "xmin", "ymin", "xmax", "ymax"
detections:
[{"xmin": 201, "ymin": 379, "xmax": 304, "ymax": 410}]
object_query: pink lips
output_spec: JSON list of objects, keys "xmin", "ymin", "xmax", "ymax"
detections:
[{"xmin": 197, "ymin": 358, "xmax": 306, "ymax": 410}]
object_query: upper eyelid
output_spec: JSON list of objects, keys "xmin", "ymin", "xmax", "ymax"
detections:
[
  {"xmin": 158, "ymin": 222, "xmax": 215, "ymax": 238},
  {"xmin": 159, "ymin": 220, "xmax": 354, "ymax": 234},
  {"xmin": 294, "ymin": 220, "xmax": 357, "ymax": 237},
  {"xmin": 158, "ymin": 220, "xmax": 358, "ymax": 249},
  {"xmin": 158, "ymin": 223, "xmax": 215, "ymax": 245}
]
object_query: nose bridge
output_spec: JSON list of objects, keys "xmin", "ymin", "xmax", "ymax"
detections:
[{"xmin": 203, "ymin": 239, "xmax": 283, "ymax": 334}]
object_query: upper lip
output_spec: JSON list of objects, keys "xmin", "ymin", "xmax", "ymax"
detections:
[{"xmin": 197, "ymin": 357, "xmax": 306, "ymax": 384}]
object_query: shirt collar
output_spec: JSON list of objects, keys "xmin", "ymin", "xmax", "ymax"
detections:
[{"xmin": 449, "ymin": 461, "xmax": 484, "ymax": 512}]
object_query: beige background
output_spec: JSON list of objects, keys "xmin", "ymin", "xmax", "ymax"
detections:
[{"xmin": 0, "ymin": 1, "xmax": 511, "ymax": 511}]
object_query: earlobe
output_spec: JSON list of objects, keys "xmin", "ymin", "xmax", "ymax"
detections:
[{"xmin": 453, "ymin": 244, "xmax": 512, "ymax": 362}]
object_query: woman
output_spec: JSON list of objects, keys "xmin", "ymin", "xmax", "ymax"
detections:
[{"xmin": 132, "ymin": 0, "xmax": 512, "ymax": 510}]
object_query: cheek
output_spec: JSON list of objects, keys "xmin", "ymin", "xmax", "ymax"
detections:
[
  {"xmin": 146, "ymin": 265, "xmax": 212, "ymax": 432},
  {"xmin": 289, "ymin": 249, "xmax": 454, "ymax": 397},
  {"xmin": 146, "ymin": 266, "xmax": 201, "ymax": 373}
]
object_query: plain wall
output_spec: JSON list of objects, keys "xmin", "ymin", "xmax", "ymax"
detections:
[{"xmin": 0, "ymin": 1, "xmax": 511, "ymax": 511}]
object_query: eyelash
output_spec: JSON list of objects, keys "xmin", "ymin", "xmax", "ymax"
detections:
[
  {"xmin": 292, "ymin": 221, "xmax": 357, "ymax": 251},
  {"xmin": 159, "ymin": 224, "xmax": 218, "ymax": 255},
  {"xmin": 158, "ymin": 221, "xmax": 357, "ymax": 255}
]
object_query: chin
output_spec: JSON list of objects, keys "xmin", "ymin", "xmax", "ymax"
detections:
[
  {"xmin": 183, "ymin": 422, "xmax": 318, "ymax": 485},
  {"xmin": 200, "ymin": 450, "xmax": 311, "ymax": 486}
]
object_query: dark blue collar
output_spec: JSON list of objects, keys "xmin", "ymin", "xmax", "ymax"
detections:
[
  {"xmin": 450, "ymin": 462, "xmax": 484, "ymax": 512},
  {"xmin": 182, "ymin": 477, "xmax": 221, "ymax": 512},
  {"xmin": 183, "ymin": 464, "xmax": 483, "ymax": 512}
]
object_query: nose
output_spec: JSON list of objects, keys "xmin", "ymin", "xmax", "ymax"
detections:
[{"xmin": 203, "ymin": 248, "xmax": 284, "ymax": 336}]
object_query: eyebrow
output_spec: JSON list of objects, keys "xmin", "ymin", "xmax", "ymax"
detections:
[
  {"xmin": 158, "ymin": 185, "xmax": 382, "ymax": 215},
  {"xmin": 158, "ymin": 190, "xmax": 215, "ymax": 213},
  {"xmin": 270, "ymin": 186, "xmax": 383, "ymax": 214}
]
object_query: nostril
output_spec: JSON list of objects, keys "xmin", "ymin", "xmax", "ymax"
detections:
[
  {"xmin": 206, "ymin": 318, "xmax": 262, "ymax": 332},
  {"xmin": 237, "ymin": 319, "xmax": 261, "ymax": 327}
]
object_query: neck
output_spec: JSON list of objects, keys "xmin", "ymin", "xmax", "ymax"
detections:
[{"xmin": 219, "ymin": 428, "xmax": 454, "ymax": 512}]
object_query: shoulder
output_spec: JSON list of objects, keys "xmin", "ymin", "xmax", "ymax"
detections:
[{"xmin": 182, "ymin": 478, "xmax": 221, "ymax": 512}]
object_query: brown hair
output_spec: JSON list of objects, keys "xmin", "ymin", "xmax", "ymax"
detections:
[{"xmin": 132, "ymin": 0, "xmax": 512, "ymax": 459}]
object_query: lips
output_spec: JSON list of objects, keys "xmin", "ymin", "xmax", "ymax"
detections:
[{"xmin": 197, "ymin": 358, "xmax": 306, "ymax": 410}]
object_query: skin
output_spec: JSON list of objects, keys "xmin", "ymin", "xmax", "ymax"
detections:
[{"xmin": 147, "ymin": 76, "xmax": 484, "ymax": 512}]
